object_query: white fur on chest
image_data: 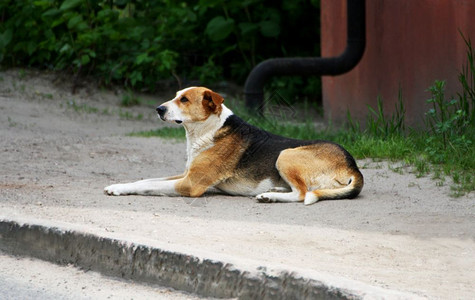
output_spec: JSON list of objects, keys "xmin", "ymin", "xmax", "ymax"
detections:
[{"xmin": 184, "ymin": 105, "xmax": 233, "ymax": 169}]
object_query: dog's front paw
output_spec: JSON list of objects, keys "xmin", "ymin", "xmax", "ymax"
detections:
[
  {"xmin": 104, "ymin": 184, "xmax": 129, "ymax": 196},
  {"xmin": 256, "ymin": 193, "xmax": 275, "ymax": 203}
]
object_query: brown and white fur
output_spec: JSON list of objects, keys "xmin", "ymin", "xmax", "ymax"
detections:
[{"xmin": 104, "ymin": 87, "xmax": 363, "ymax": 205}]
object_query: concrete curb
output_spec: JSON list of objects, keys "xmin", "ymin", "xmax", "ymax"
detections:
[{"xmin": 0, "ymin": 218, "xmax": 422, "ymax": 299}]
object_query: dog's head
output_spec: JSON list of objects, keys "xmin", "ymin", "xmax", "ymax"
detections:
[{"xmin": 156, "ymin": 87, "xmax": 224, "ymax": 124}]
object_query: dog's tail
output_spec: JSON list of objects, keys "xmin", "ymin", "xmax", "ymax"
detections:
[{"xmin": 304, "ymin": 169, "xmax": 364, "ymax": 205}]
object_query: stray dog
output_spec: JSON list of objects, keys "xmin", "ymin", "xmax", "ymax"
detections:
[{"xmin": 104, "ymin": 87, "xmax": 363, "ymax": 205}]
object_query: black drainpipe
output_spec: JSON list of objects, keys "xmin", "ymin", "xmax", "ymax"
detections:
[{"xmin": 244, "ymin": 0, "xmax": 366, "ymax": 112}]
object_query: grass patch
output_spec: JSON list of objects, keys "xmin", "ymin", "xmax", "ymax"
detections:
[
  {"xmin": 130, "ymin": 105, "xmax": 473, "ymax": 195},
  {"xmin": 66, "ymin": 100, "xmax": 99, "ymax": 114},
  {"xmin": 119, "ymin": 109, "xmax": 143, "ymax": 120}
]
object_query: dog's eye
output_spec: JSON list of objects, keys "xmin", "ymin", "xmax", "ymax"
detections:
[{"xmin": 180, "ymin": 97, "xmax": 189, "ymax": 103}]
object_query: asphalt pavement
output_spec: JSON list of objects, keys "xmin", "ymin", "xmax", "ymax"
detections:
[{"xmin": 0, "ymin": 251, "xmax": 204, "ymax": 300}]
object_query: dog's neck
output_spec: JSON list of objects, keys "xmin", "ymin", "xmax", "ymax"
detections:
[{"xmin": 182, "ymin": 104, "xmax": 233, "ymax": 169}]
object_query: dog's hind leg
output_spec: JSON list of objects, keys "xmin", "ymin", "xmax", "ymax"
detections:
[
  {"xmin": 256, "ymin": 190, "xmax": 302, "ymax": 203},
  {"xmin": 256, "ymin": 151, "xmax": 308, "ymax": 203},
  {"xmin": 255, "ymin": 174, "xmax": 305, "ymax": 203}
]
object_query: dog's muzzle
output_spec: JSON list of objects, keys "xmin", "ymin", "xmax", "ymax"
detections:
[{"xmin": 156, "ymin": 105, "xmax": 167, "ymax": 121}]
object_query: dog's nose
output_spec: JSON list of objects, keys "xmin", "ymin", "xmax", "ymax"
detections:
[{"xmin": 156, "ymin": 105, "xmax": 167, "ymax": 117}]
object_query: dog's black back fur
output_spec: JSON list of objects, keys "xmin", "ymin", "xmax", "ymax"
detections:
[{"xmin": 220, "ymin": 115, "xmax": 358, "ymax": 186}]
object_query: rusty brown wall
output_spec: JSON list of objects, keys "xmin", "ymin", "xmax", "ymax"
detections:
[{"xmin": 321, "ymin": 0, "xmax": 475, "ymax": 127}]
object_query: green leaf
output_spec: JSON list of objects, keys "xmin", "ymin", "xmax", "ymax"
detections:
[
  {"xmin": 27, "ymin": 42, "xmax": 37, "ymax": 55},
  {"xmin": 135, "ymin": 53, "xmax": 151, "ymax": 65},
  {"xmin": 51, "ymin": 17, "xmax": 66, "ymax": 28},
  {"xmin": 59, "ymin": 43, "xmax": 72, "ymax": 53},
  {"xmin": 260, "ymin": 20, "xmax": 280, "ymax": 37},
  {"xmin": 0, "ymin": 29, "xmax": 13, "ymax": 49},
  {"xmin": 67, "ymin": 15, "xmax": 83, "ymax": 29},
  {"xmin": 129, "ymin": 70, "xmax": 143, "ymax": 86},
  {"xmin": 221, "ymin": 44, "xmax": 237, "ymax": 54},
  {"xmin": 157, "ymin": 50, "xmax": 178, "ymax": 71},
  {"xmin": 81, "ymin": 54, "xmax": 90, "ymax": 65},
  {"xmin": 205, "ymin": 16, "xmax": 235, "ymax": 41},
  {"xmin": 97, "ymin": 8, "xmax": 116, "ymax": 21},
  {"xmin": 239, "ymin": 22, "xmax": 259, "ymax": 36},
  {"xmin": 76, "ymin": 22, "xmax": 89, "ymax": 31},
  {"xmin": 60, "ymin": 0, "xmax": 82, "ymax": 11},
  {"xmin": 42, "ymin": 8, "xmax": 61, "ymax": 18}
]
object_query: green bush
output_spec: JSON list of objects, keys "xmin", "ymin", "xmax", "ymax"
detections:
[{"xmin": 0, "ymin": 0, "xmax": 321, "ymax": 98}]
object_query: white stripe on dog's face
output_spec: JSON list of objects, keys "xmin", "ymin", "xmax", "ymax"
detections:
[
  {"xmin": 157, "ymin": 87, "xmax": 224, "ymax": 124},
  {"xmin": 162, "ymin": 100, "xmax": 186, "ymax": 124},
  {"xmin": 157, "ymin": 87, "xmax": 196, "ymax": 124},
  {"xmin": 175, "ymin": 86, "xmax": 195, "ymax": 99}
]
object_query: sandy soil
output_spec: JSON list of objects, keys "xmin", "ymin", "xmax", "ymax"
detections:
[{"xmin": 1, "ymin": 69, "xmax": 474, "ymax": 299}]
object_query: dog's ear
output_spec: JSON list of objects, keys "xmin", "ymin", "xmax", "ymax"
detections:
[{"xmin": 203, "ymin": 90, "xmax": 224, "ymax": 114}]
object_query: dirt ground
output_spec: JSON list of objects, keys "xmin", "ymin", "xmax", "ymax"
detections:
[{"xmin": 1, "ymin": 69, "xmax": 474, "ymax": 299}]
